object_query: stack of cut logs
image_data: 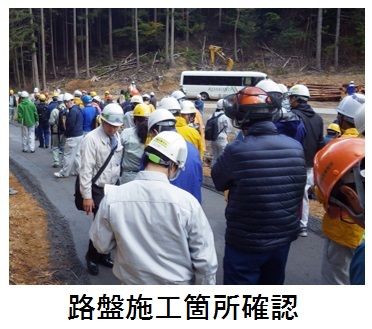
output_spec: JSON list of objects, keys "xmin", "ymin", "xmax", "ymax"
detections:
[
  {"xmin": 284, "ymin": 83, "xmax": 365, "ymax": 102},
  {"xmin": 305, "ymin": 83, "xmax": 343, "ymax": 101}
]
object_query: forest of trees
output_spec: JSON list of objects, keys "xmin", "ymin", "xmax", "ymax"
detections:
[{"xmin": 9, "ymin": 8, "xmax": 365, "ymax": 90}]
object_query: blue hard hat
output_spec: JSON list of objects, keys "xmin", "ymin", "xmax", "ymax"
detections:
[{"xmin": 82, "ymin": 94, "xmax": 92, "ymax": 103}]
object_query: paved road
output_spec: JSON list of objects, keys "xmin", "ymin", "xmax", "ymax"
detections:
[
  {"xmin": 202, "ymin": 100, "xmax": 337, "ymax": 115},
  {"xmin": 9, "ymin": 122, "xmax": 325, "ymax": 285}
]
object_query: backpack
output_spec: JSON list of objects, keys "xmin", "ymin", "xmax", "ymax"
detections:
[
  {"xmin": 204, "ymin": 112, "xmax": 224, "ymax": 141},
  {"xmin": 58, "ymin": 106, "xmax": 67, "ymax": 135},
  {"xmin": 38, "ymin": 104, "xmax": 49, "ymax": 123}
]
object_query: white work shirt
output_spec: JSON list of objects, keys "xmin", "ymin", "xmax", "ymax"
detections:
[
  {"xmin": 123, "ymin": 110, "xmax": 135, "ymax": 129},
  {"xmin": 120, "ymin": 127, "xmax": 144, "ymax": 172},
  {"xmin": 80, "ymin": 125, "xmax": 123, "ymax": 199},
  {"xmin": 90, "ymin": 171, "xmax": 218, "ymax": 285}
]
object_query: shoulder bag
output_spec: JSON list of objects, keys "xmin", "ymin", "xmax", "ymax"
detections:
[{"xmin": 74, "ymin": 144, "xmax": 118, "ymax": 211}]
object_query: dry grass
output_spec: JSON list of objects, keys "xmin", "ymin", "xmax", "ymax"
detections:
[{"xmin": 9, "ymin": 172, "xmax": 54, "ymax": 285}]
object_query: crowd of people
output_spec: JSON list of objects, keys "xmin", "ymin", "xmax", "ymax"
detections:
[{"xmin": 9, "ymin": 78, "xmax": 365, "ymax": 285}]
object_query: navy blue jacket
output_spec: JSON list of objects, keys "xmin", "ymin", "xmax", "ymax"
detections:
[
  {"xmin": 65, "ymin": 105, "xmax": 83, "ymax": 138},
  {"xmin": 291, "ymin": 103, "xmax": 325, "ymax": 167},
  {"xmin": 47, "ymin": 100, "xmax": 58, "ymax": 116},
  {"xmin": 211, "ymin": 120, "xmax": 306, "ymax": 253}
]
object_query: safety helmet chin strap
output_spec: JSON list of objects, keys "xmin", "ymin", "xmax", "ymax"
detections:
[
  {"xmin": 168, "ymin": 163, "xmax": 181, "ymax": 182},
  {"xmin": 329, "ymin": 163, "xmax": 365, "ymax": 226}
]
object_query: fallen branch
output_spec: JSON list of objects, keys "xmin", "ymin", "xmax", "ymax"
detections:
[{"xmin": 259, "ymin": 43, "xmax": 285, "ymax": 61}]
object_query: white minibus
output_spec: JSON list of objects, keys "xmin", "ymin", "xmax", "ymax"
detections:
[{"xmin": 180, "ymin": 70, "xmax": 268, "ymax": 100}]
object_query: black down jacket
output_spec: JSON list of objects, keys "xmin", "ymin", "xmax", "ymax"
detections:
[{"xmin": 211, "ymin": 120, "xmax": 307, "ymax": 253}]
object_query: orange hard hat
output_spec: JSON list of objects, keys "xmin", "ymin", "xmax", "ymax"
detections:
[
  {"xmin": 314, "ymin": 137, "xmax": 365, "ymax": 200},
  {"xmin": 130, "ymin": 89, "xmax": 140, "ymax": 96}
]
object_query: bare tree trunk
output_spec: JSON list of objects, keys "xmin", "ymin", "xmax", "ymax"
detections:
[
  {"xmin": 73, "ymin": 8, "xmax": 78, "ymax": 78},
  {"xmin": 41, "ymin": 9, "xmax": 47, "ymax": 91},
  {"xmin": 80, "ymin": 25, "xmax": 85, "ymax": 61},
  {"xmin": 234, "ymin": 9, "xmax": 240, "ymax": 62},
  {"xmin": 12, "ymin": 59, "xmax": 18, "ymax": 87},
  {"xmin": 86, "ymin": 8, "xmax": 90, "ymax": 78},
  {"xmin": 135, "ymin": 8, "xmax": 140, "ymax": 69},
  {"xmin": 30, "ymin": 8, "xmax": 40, "ymax": 90},
  {"xmin": 170, "ymin": 8, "xmax": 175, "ymax": 67},
  {"xmin": 185, "ymin": 9, "xmax": 189, "ymax": 44},
  {"xmin": 305, "ymin": 12, "xmax": 313, "ymax": 56},
  {"xmin": 165, "ymin": 9, "xmax": 169, "ymax": 64},
  {"xmin": 98, "ymin": 15, "xmax": 102, "ymax": 48},
  {"xmin": 38, "ymin": 33, "xmax": 42, "ymax": 75},
  {"xmin": 14, "ymin": 48, "xmax": 21, "ymax": 88},
  {"xmin": 65, "ymin": 9, "xmax": 69, "ymax": 65},
  {"xmin": 334, "ymin": 8, "xmax": 341, "ymax": 68},
  {"xmin": 50, "ymin": 9, "xmax": 57, "ymax": 78},
  {"xmin": 20, "ymin": 46, "xmax": 26, "ymax": 87},
  {"xmin": 218, "ymin": 8, "xmax": 222, "ymax": 29},
  {"xmin": 108, "ymin": 9, "xmax": 114, "ymax": 61},
  {"xmin": 154, "ymin": 8, "xmax": 157, "ymax": 23},
  {"xmin": 132, "ymin": 9, "xmax": 135, "ymax": 29},
  {"xmin": 316, "ymin": 8, "xmax": 323, "ymax": 71}
]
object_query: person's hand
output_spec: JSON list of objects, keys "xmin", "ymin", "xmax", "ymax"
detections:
[
  {"xmin": 83, "ymin": 198, "xmax": 95, "ymax": 215},
  {"xmin": 35, "ymin": 121, "xmax": 39, "ymax": 128}
]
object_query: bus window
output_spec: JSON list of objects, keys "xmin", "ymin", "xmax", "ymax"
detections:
[
  {"xmin": 243, "ymin": 77, "xmax": 253, "ymax": 86},
  {"xmin": 226, "ymin": 76, "xmax": 243, "ymax": 86},
  {"xmin": 251, "ymin": 77, "xmax": 266, "ymax": 86}
]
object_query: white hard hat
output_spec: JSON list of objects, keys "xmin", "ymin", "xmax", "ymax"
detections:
[
  {"xmin": 63, "ymin": 93, "xmax": 74, "ymax": 101},
  {"xmin": 171, "ymin": 90, "xmax": 186, "ymax": 101},
  {"xmin": 150, "ymin": 92, "xmax": 155, "ymax": 96},
  {"xmin": 350, "ymin": 81, "xmax": 355, "ymax": 85},
  {"xmin": 159, "ymin": 96, "xmax": 181, "ymax": 114},
  {"xmin": 74, "ymin": 90, "xmax": 82, "ymax": 97},
  {"xmin": 148, "ymin": 108, "xmax": 177, "ymax": 132},
  {"xmin": 256, "ymin": 79, "xmax": 282, "ymax": 93},
  {"xmin": 197, "ymin": 94, "xmax": 202, "ymax": 99},
  {"xmin": 216, "ymin": 99, "xmax": 224, "ymax": 110},
  {"xmin": 277, "ymin": 83, "xmax": 288, "ymax": 93},
  {"xmin": 142, "ymin": 94, "xmax": 150, "ymax": 99},
  {"xmin": 57, "ymin": 94, "xmax": 64, "ymax": 102},
  {"xmin": 146, "ymin": 131, "xmax": 188, "ymax": 170},
  {"xmin": 20, "ymin": 91, "xmax": 29, "ymax": 98},
  {"xmin": 33, "ymin": 87, "xmax": 39, "ymax": 93},
  {"xmin": 337, "ymin": 94, "xmax": 365, "ymax": 122},
  {"xmin": 354, "ymin": 103, "xmax": 365, "ymax": 135},
  {"xmin": 131, "ymin": 95, "xmax": 143, "ymax": 104},
  {"xmin": 93, "ymin": 95, "xmax": 101, "ymax": 102},
  {"xmin": 180, "ymin": 100, "xmax": 196, "ymax": 114},
  {"xmin": 289, "ymin": 84, "xmax": 310, "ymax": 100},
  {"xmin": 100, "ymin": 103, "xmax": 124, "ymax": 126}
]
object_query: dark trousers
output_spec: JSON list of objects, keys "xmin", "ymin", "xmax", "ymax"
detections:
[
  {"xmin": 223, "ymin": 243, "xmax": 291, "ymax": 285},
  {"xmin": 86, "ymin": 185, "xmax": 111, "ymax": 262},
  {"xmin": 38, "ymin": 121, "xmax": 50, "ymax": 147}
]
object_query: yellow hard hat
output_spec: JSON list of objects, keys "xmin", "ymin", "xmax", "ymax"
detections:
[
  {"xmin": 90, "ymin": 91, "xmax": 97, "ymax": 97},
  {"xmin": 52, "ymin": 92, "xmax": 59, "ymax": 97},
  {"xmin": 105, "ymin": 90, "xmax": 110, "ymax": 95},
  {"xmin": 133, "ymin": 103, "xmax": 151, "ymax": 118},
  {"xmin": 39, "ymin": 94, "xmax": 46, "ymax": 101},
  {"xmin": 10, "ymin": 89, "xmax": 14, "ymax": 95},
  {"xmin": 327, "ymin": 123, "xmax": 341, "ymax": 134}
]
